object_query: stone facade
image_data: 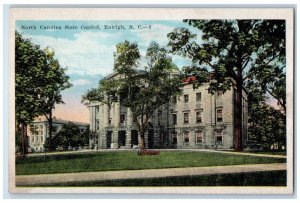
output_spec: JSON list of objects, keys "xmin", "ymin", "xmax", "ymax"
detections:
[
  {"xmin": 27, "ymin": 117, "xmax": 88, "ymax": 152},
  {"xmin": 88, "ymin": 76, "xmax": 248, "ymax": 150}
]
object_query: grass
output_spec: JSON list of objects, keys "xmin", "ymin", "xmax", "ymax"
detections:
[
  {"xmin": 16, "ymin": 151, "xmax": 286, "ymax": 175},
  {"xmin": 21, "ymin": 171, "xmax": 287, "ymax": 187}
]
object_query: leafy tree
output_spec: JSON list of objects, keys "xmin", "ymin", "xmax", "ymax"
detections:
[
  {"xmin": 253, "ymin": 65, "xmax": 286, "ymax": 114},
  {"xmin": 35, "ymin": 48, "xmax": 72, "ymax": 151},
  {"xmin": 246, "ymin": 81, "xmax": 286, "ymax": 150},
  {"xmin": 247, "ymin": 103, "xmax": 286, "ymax": 150},
  {"xmin": 81, "ymin": 125, "xmax": 90, "ymax": 145},
  {"xmin": 167, "ymin": 20, "xmax": 285, "ymax": 151},
  {"xmin": 15, "ymin": 31, "xmax": 72, "ymax": 155},
  {"xmin": 83, "ymin": 41, "xmax": 183, "ymax": 149},
  {"xmin": 15, "ymin": 31, "xmax": 47, "ymax": 157},
  {"xmin": 46, "ymin": 122, "xmax": 84, "ymax": 150}
]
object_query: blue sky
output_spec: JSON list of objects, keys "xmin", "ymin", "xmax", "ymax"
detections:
[{"xmin": 16, "ymin": 20, "xmax": 201, "ymax": 122}]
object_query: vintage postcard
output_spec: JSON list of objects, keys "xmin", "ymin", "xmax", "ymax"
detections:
[{"xmin": 8, "ymin": 7, "xmax": 294, "ymax": 194}]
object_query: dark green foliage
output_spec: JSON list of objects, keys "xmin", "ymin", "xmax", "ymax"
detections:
[
  {"xmin": 168, "ymin": 20, "xmax": 286, "ymax": 151},
  {"xmin": 15, "ymin": 31, "xmax": 48, "ymax": 156},
  {"xmin": 44, "ymin": 123, "xmax": 86, "ymax": 150},
  {"xmin": 81, "ymin": 125, "xmax": 95, "ymax": 146},
  {"xmin": 246, "ymin": 81, "xmax": 286, "ymax": 149},
  {"xmin": 15, "ymin": 31, "xmax": 46, "ymax": 124},
  {"xmin": 15, "ymin": 31, "xmax": 72, "ymax": 155}
]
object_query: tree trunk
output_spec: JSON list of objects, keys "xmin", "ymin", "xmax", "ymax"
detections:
[
  {"xmin": 48, "ymin": 112, "xmax": 54, "ymax": 151},
  {"xmin": 139, "ymin": 130, "xmax": 146, "ymax": 150},
  {"xmin": 20, "ymin": 123, "xmax": 28, "ymax": 158},
  {"xmin": 235, "ymin": 71, "xmax": 243, "ymax": 152}
]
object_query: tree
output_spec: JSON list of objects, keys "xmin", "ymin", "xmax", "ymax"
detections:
[
  {"xmin": 15, "ymin": 31, "xmax": 48, "ymax": 157},
  {"xmin": 15, "ymin": 31, "xmax": 72, "ymax": 155},
  {"xmin": 81, "ymin": 125, "xmax": 93, "ymax": 146},
  {"xmin": 46, "ymin": 122, "xmax": 84, "ymax": 150},
  {"xmin": 253, "ymin": 65, "xmax": 286, "ymax": 114},
  {"xmin": 36, "ymin": 48, "xmax": 72, "ymax": 151},
  {"xmin": 246, "ymin": 80, "xmax": 286, "ymax": 150},
  {"xmin": 82, "ymin": 41, "xmax": 183, "ymax": 149},
  {"xmin": 167, "ymin": 20, "xmax": 285, "ymax": 151}
]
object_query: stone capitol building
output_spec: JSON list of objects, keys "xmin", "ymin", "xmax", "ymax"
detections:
[{"xmin": 87, "ymin": 67, "xmax": 248, "ymax": 150}]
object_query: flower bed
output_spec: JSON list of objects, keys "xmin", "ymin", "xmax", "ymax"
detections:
[{"xmin": 137, "ymin": 149, "xmax": 160, "ymax": 156}]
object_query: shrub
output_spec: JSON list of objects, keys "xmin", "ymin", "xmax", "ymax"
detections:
[{"xmin": 137, "ymin": 149, "xmax": 160, "ymax": 156}]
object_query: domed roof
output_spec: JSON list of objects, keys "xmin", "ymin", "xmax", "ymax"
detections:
[{"xmin": 170, "ymin": 62, "xmax": 179, "ymax": 72}]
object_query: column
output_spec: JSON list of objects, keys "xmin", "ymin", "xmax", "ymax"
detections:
[
  {"xmin": 190, "ymin": 130, "xmax": 196, "ymax": 147},
  {"xmin": 177, "ymin": 130, "xmax": 183, "ymax": 148},
  {"xmin": 153, "ymin": 129, "xmax": 160, "ymax": 147},
  {"xmin": 111, "ymin": 131, "xmax": 119, "ymax": 149},
  {"xmin": 114, "ymin": 98, "xmax": 120, "ymax": 126},
  {"xmin": 101, "ymin": 104, "xmax": 109, "ymax": 149},
  {"xmin": 111, "ymin": 100, "xmax": 120, "ymax": 149},
  {"xmin": 125, "ymin": 107, "xmax": 133, "ymax": 149},
  {"xmin": 125, "ymin": 129, "xmax": 132, "ymax": 149},
  {"xmin": 89, "ymin": 106, "xmax": 95, "ymax": 148},
  {"xmin": 144, "ymin": 130, "xmax": 149, "ymax": 149},
  {"xmin": 103, "ymin": 104, "xmax": 109, "ymax": 128},
  {"xmin": 99, "ymin": 131, "xmax": 106, "ymax": 149}
]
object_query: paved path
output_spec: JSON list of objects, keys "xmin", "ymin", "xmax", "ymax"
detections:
[{"xmin": 16, "ymin": 163, "xmax": 286, "ymax": 186}]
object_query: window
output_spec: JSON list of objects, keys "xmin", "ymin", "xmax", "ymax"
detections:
[
  {"xmin": 184, "ymin": 131, "xmax": 189, "ymax": 143},
  {"xmin": 158, "ymin": 110, "xmax": 162, "ymax": 125},
  {"xmin": 95, "ymin": 106, "xmax": 99, "ymax": 114},
  {"xmin": 172, "ymin": 96, "xmax": 177, "ymax": 103},
  {"xmin": 41, "ymin": 136, "xmax": 43, "ymax": 143},
  {"xmin": 196, "ymin": 111, "xmax": 202, "ymax": 123},
  {"xmin": 32, "ymin": 126, "xmax": 38, "ymax": 135},
  {"xmin": 217, "ymin": 91, "xmax": 222, "ymax": 97},
  {"xmin": 172, "ymin": 133, "xmax": 177, "ymax": 144},
  {"xmin": 184, "ymin": 112, "xmax": 189, "ymax": 124},
  {"xmin": 184, "ymin": 94, "xmax": 189, "ymax": 103},
  {"xmin": 158, "ymin": 110, "xmax": 162, "ymax": 117},
  {"xmin": 196, "ymin": 92, "xmax": 201, "ymax": 101},
  {"xmin": 216, "ymin": 131, "xmax": 223, "ymax": 142},
  {"xmin": 109, "ymin": 118, "xmax": 112, "ymax": 124},
  {"xmin": 172, "ymin": 114, "xmax": 177, "ymax": 125},
  {"xmin": 196, "ymin": 131, "xmax": 203, "ymax": 143},
  {"xmin": 217, "ymin": 109, "xmax": 223, "ymax": 122},
  {"xmin": 120, "ymin": 114, "xmax": 125, "ymax": 124},
  {"xmin": 96, "ymin": 119, "xmax": 100, "ymax": 130},
  {"xmin": 40, "ymin": 125, "xmax": 43, "ymax": 129}
]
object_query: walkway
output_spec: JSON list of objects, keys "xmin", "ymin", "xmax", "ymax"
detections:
[{"xmin": 16, "ymin": 163, "xmax": 286, "ymax": 186}]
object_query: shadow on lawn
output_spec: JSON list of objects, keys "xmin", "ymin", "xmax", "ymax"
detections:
[{"xmin": 16, "ymin": 153, "xmax": 98, "ymax": 164}]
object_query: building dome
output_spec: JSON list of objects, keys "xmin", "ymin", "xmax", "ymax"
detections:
[{"xmin": 169, "ymin": 62, "xmax": 180, "ymax": 73}]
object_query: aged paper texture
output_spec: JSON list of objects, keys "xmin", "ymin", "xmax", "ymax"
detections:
[{"xmin": 9, "ymin": 7, "xmax": 294, "ymax": 194}]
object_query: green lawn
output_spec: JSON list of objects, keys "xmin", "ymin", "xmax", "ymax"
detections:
[
  {"xmin": 26, "ymin": 170, "xmax": 286, "ymax": 187},
  {"xmin": 16, "ymin": 151, "xmax": 286, "ymax": 175}
]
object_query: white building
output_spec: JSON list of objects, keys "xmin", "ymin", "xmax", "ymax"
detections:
[
  {"xmin": 27, "ymin": 117, "xmax": 88, "ymax": 152},
  {"xmin": 88, "ymin": 71, "xmax": 248, "ymax": 150}
]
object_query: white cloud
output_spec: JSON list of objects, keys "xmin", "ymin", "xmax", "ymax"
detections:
[
  {"xmin": 24, "ymin": 31, "xmax": 116, "ymax": 76},
  {"xmin": 132, "ymin": 24, "xmax": 175, "ymax": 47},
  {"xmin": 71, "ymin": 79, "xmax": 92, "ymax": 86}
]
